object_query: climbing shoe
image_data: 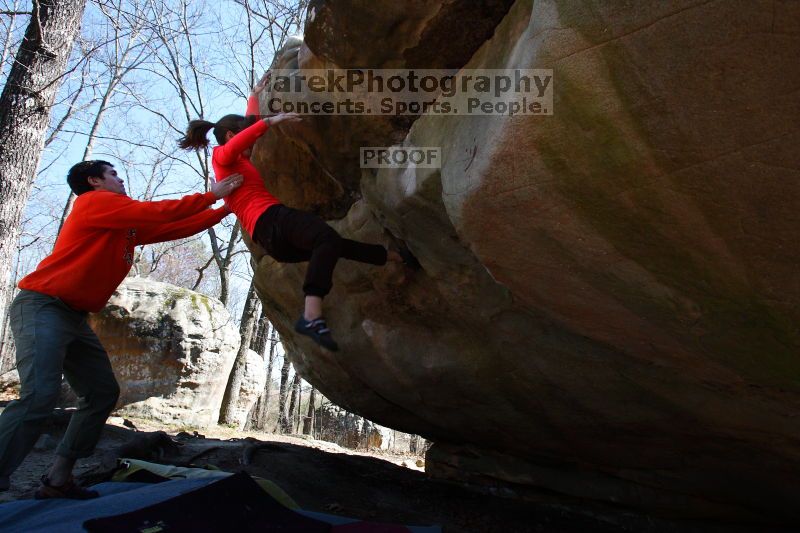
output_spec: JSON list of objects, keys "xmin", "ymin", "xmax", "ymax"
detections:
[
  {"xmin": 294, "ymin": 316, "xmax": 339, "ymax": 352},
  {"xmin": 387, "ymin": 235, "xmax": 421, "ymax": 270},
  {"xmin": 397, "ymin": 245, "xmax": 421, "ymax": 270}
]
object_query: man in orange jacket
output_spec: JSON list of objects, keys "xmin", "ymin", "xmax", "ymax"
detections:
[{"xmin": 0, "ymin": 160, "xmax": 242, "ymax": 499}]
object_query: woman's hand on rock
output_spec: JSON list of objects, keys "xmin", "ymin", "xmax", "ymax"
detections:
[
  {"xmin": 253, "ymin": 71, "xmax": 271, "ymax": 95},
  {"xmin": 266, "ymin": 112, "xmax": 302, "ymax": 127}
]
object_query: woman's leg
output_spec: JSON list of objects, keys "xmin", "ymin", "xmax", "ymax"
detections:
[
  {"xmin": 253, "ymin": 205, "xmax": 405, "ymax": 288},
  {"xmin": 340, "ymin": 239, "xmax": 388, "ymax": 265},
  {"xmin": 275, "ymin": 208, "xmax": 384, "ymax": 300},
  {"xmin": 253, "ymin": 206, "xmax": 409, "ymax": 351},
  {"xmin": 254, "ymin": 206, "xmax": 338, "ymax": 322}
]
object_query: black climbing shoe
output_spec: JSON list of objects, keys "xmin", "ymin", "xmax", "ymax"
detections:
[
  {"xmin": 294, "ymin": 316, "xmax": 339, "ymax": 352},
  {"xmin": 397, "ymin": 245, "xmax": 421, "ymax": 270},
  {"xmin": 387, "ymin": 235, "xmax": 421, "ymax": 270}
]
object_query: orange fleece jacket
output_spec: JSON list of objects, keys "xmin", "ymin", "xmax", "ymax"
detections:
[
  {"xmin": 19, "ymin": 190, "xmax": 226, "ymax": 312},
  {"xmin": 211, "ymin": 94, "xmax": 281, "ymax": 236}
]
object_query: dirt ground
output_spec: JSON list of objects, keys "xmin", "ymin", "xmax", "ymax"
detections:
[{"xmin": 0, "ymin": 412, "xmax": 790, "ymax": 533}]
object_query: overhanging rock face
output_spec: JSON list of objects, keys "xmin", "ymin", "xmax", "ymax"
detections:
[{"xmin": 248, "ymin": 0, "xmax": 800, "ymax": 522}]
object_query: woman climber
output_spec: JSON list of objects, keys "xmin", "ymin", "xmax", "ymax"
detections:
[{"xmin": 178, "ymin": 73, "xmax": 418, "ymax": 352}]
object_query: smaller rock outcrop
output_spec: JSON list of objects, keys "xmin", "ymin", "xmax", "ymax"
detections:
[
  {"xmin": 0, "ymin": 369, "xmax": 19, "ymax": 395},
  {"xmin": 88, "ymin": 278, "xmax": 239, "ymax": 428}
]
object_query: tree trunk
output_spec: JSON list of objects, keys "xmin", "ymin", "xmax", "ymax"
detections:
[
  {"xmin": 285, "ymin": 371, "xmax": 300, "ymax": 434},
  {"xmin": 242, "ymin": 311, "xmax": 268, "ymax": 430},
  {"xmin": 409, "ymin": 434, "xmax": 419, "ymax": 454},
  {"xmin": 275, "ymin": 356, "xmax": 292, "ymax": 433},
  {"xmin": 0, "ymin": 252, "xmax": 21, "ymax": 373},
  {"xmin": 0, "ymin": 308, "xmax": 14, "ymax": 374},
  {"xmin": 249, "ymin": 309, "xmax": 269, "ymax": 352},
  {"xmin": 245, "ymin": 319, "xmax": 278, "ymax": 431},
  {"xmin": 302, "ymin": 386, "xmax": 316, "ymax": 435},
  {"xmin": 361, "ymin": 418, "xmax": 370, "ymax": 450},
  {"xmin": 0, "ymin": 0, "xmax": 88, "ymax": 334},
  {"xmin": 294, "ymin": 383, "xmax": 303, "ymax": 433},
  {"xmin": 208, "ymin": 222, "xmax": 240, "ymax": 306},
  {"xmin": 218, "ymin": 281, "xmax": 260, "ymax": 426}
]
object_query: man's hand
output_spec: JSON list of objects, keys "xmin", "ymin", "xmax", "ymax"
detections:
[
  {"xmin": 266, "ymin": 112, "xmax": 302, "ymax": 127},
  {"xmin": 211, "ymin": 173, "xmax": 244, "ymax": 199}
]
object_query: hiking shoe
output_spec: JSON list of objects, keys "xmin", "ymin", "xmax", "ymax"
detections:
[
  {"xmin": 35, "ymin": 475, "xmax": 99, "ymax": 500},
  {"xmin": 397, "ymin": 245, "xmax": 421, "ymax": 270},
  {"xmin": 294, "ymin": 316, "xmax": 339, "ymax": 351},
  {"xmin": 0, "ymin": 475, "xmax": 9, "ymax": 492},
  {"xmin": 387, "ymin": 235, "xmax": 421, "ymax": 270}
]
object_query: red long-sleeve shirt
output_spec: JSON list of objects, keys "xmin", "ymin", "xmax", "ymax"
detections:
[
  {"xmin": 211, "ymin": 95, "xmax": 281, "ymax": 236},
  {"xmin": 19, "ymin": 190, "xmax": 226, "ymax": 312}
]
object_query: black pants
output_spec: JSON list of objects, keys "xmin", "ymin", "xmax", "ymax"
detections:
[{"xmin": 253, "ymin": 205, "xmax": 387, "ymax": 297}]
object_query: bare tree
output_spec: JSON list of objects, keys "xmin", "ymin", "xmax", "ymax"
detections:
[
  {"xmin": 245, "ymin": 315, "xmax": 278, "ymax": 431},
  {"xmin": 0, "ymin": 0, "xmax": 88, "ymax": 338},
  {"xmin": 133, "ymin": 0, "xmax": 247, "ymax": 305},
  {"xmin": 249, "ymin": 308, "xmax": 270, "ymax": 353},
  {"xmin": 286, "ymin": 370, "xmax": 300, "ymax": 434},
  {"xmin": 0, "ymin": 238, "xmax": 29, "ymax": 372},
  {"xmin": 55, "ymin": 0, "xmax": 155, "ymax": 236},
  {"xmin": 219, "ymin": 0, "xmax": 308, "ymax": 96},
  {"xmin": 302, "ymin": 385, "xmax": 315, "ymax": 435},
  {"xmin": 218, "ymin": 279, "xmax": 260, "ymax": 425},
  {"xmin": 293, "ymin": 380, "xmax": 303, "ymax": 432},
  {"xmin": 211, "ymin": 0, "xmax": 309, "ymax": 428},
  {"xmin": 275, "ymin": 356, "xmax": 291, "ymax": 433},
  {"xmin": 0, "ymin": 1, "xmax": 26, "ymax": 74},
  {"xmin": 43, "ymin": 53, "xmax": 95, "ymax": 149}
]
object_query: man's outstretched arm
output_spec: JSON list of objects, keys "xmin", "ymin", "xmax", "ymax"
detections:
[
  {"xmin": 80, "ymin": 174, "xmax": 242, "ymax": 229},
  {"xmin": 135, "ymin": 205, "xmax": 230, "ymax": 245}
]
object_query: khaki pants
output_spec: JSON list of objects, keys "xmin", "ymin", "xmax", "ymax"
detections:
[{"xmin": 0, "ymin": 290, "xmax": 119, "ymax": 478}]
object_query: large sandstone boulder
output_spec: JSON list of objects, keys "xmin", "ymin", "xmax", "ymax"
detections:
[
  {"xmin": 89, "ymin": 278, "xmax": 239, "ymax": 428},
  {"xmin": 249, "ymin": 0, "xmax": 800, "ymax": 523}
]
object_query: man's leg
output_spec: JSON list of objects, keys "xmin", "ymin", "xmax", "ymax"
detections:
[
  {"xmin": 0, "ymin": 292, "xmax": 74, "ymax": 486},
  {"xmin": 50, "ymin": 321, "xmax": 119, "ymax": 485}
]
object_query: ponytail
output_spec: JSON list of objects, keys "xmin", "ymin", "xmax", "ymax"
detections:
[
  {"xmin": 178, "ymin": 119, "xmax": 215, "ymax": 150},
  {"xmin": 179, "ymin": 114, "xmax": 257, "ymax": 151}
]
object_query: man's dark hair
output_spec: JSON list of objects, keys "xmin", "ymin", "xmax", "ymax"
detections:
[{"xmin": 67, "ymin": 160, "xmax": 113, "ymax": 195}]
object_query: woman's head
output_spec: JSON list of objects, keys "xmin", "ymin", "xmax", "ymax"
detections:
[{"xmin": 178, "ymin": 114, "xmax": 256, "ymax": 150}]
